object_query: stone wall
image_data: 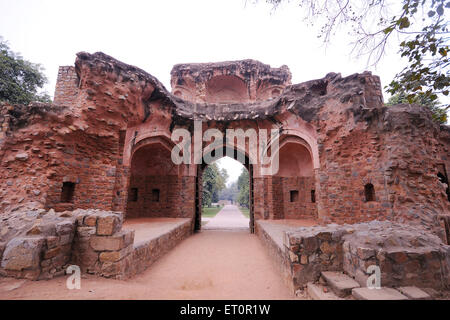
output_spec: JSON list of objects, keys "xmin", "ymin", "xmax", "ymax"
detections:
[
  {"xmin": 126, "ymin": 175, "xmax": 182, "ymax": 218},
  {"xmin": 53, "ymin": 66, "xmax": 79, "ymax": 107},
  {"xmin": 255, "ymin": 221, "xmax": 296, "ymax": 293},
  {"xmin": 0, "ymin": 207, "xmax": 78, "ymax": 280},
  {"xmin": 284, "ymin": 221, "xmax": 450, "ymax": 290},
  {"xmin": 129, "ymin": 220, "xmax": 191, "ymax": 277},
  {"xmin": 72, "ymin": 210, "xmax": 192, "ymax": 279},
  {"xmin": 0, "ymin": 207, "xmax": 192, "ymax": 281},
  {"xmin": 282, "ymin": 176, "xmax": 317, "ymax": 219}
]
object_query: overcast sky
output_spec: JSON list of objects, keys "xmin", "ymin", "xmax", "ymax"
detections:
[{"xmin": 0, "ymin": 0, "xmax": 446, "ymax": 185}]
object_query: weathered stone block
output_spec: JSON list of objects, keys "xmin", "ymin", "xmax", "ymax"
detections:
[
  {"xmin": 76, "ymin": 226, "xmax": 96, "ymax": 238},
  {"xmin": 99, "ymin": 245, "xmax": 132, "ymax": 263},
  {"xmin": 352, "ymin": 287, "xmax": 408, "ymax": 300},
  {"xmin": 90, "ymin": 233, "xmax": 126, "ymax": 251},
  {"xmin": 46, "ymin": 236, "xmax": 59, "ymax": 249},
  {"xmin": 321, "ymin": 271, "xmax": 360, "ymax": 297},
  {"xmin": 59, "ymin": 233, "xmax": 73, "ymax": 246},
  {"xmin": 96, "ymin": 214, "xmax": 121, "ymax": 236},
  {"xmin": 55, "ymin": 221, "xmax": 74, "ymax": 236},
  {"xmin": 123, "ymin": 230, "xmax": 134, "ymax": 247},
  {"xmin": 44, "ymin": 247, "xmax": 61, "ymax": 259},
  {"xmin": 303, "ymin": 236, "xmax": 319, "ymax": 253},
  {"xmin": 84, "ymin": 215, "xmax": 97, "ymax": 227},
  {"xmin": 307, "ymin": 282, "xmax": 342, "ymax": 300},
  {"xmin": 397, "ymin": 286, "xmax": 431, "ymax": 300},
  {"xmin": 1, "ymin": 237, "xmax": 45, "ymax": 271}
]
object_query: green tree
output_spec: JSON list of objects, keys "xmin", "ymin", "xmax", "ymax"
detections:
[
  {"xmin": 237, "ymin": 168, "xmax": 250, "ymax": 208},
  {"xmin": 219, "ymin": 181, "xmax": 239, "ymax": 203},
  {"xmin": 265, "ymin": 0, "xmax": 449, "ymax": 118},
  {"xmin": 387, "ymin": 91, "xmax": 447, "ymax": 123},
  {"xmin": 0, "ymin": 37, "xmax": 51, "ymax": 104},
  {"xmin": 202, "ymin": 163, "xmax": 228, "ymax": 207}
]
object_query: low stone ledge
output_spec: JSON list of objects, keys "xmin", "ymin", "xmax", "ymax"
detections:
[
  {"xmin": 126, "ymin": 219, "xmax": 192, "ymax": 279},
  {"xmin": 255, "ymin": 221, "xmax": 295, "ymax": 292},
  {"xmin": 259, "ymin": 220, "xmax": 450, "ymax": 291}
]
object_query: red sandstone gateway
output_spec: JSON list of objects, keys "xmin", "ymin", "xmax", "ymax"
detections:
[{"xmin": 0, "ymin": 52, "xmax": 449, "ymax": 299}]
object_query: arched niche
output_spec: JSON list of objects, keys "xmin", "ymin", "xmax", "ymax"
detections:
[
  {"xmin": 126, "ymin": 142, "xmax": 180, "ymax": 219},
  {"xmin": 272, "ymin": 136, "xmax": 318, "ymax": 220},
  {"xmin": 205, "ymin": 75, "xmax": 249, "ymax": 103}
]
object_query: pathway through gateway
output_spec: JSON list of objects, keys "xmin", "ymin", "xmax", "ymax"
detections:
[{"xmin": 203, "ymin": 204, "xmax": 250, "ymax": 230}]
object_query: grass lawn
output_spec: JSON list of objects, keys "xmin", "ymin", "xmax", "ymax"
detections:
[
  {"xmin": 239, "ymin": 207, "xmax": 250, "ymax": 218},
  {"xmin": 202, "ymin": 206, "xmax": 223, "ymax": 218}
]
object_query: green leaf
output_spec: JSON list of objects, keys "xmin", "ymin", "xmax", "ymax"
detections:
[
  {"xmin": 383, "ymin": 26, "xmax": 394, "ymax": 34},
  {"xmin": 398, "ymin": 17, "xmax": 410, "ymax": 29}
]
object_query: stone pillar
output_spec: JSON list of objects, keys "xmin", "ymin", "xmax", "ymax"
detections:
[{"xmin": 53, "ymin": 66, "xmax": 79, "ymax": 107}]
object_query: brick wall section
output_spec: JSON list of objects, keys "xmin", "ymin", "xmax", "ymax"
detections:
[
  {"xmin": 126, "ymin": 175, "xmax": 182, "ymax": 218},
  {"xmin": 44, "ymin": 133, "xmax": 120, "ymax": 213},
  {"xmin": 53, "ymin": 66, "xmax": 79, "ymax": 107},
  {"xmin": 317, "ymin": 124, "xmax": 392, "ymax": 224},
  {"xmin": 282, "ymin": 177, "xmax": 317, "ymax": 219}
]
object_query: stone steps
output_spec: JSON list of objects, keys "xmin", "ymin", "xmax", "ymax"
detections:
[
  {"xmin": 352, "ymin": 287, "xmax": 409, "ymax": 300},
  {"xmin": 306, "ymin": 282, "xmax": 343, "ymax": 300},
  {"xmin": 397, "ymin": 286, "xmax": 432, "ymax": 300},
  {"xmin": 306, "ymin": 271, "xmax": 432, "ymax": 300},
  {"xmin": 321, "ymin": 271, "xmax": 360, "ymax": 297}
]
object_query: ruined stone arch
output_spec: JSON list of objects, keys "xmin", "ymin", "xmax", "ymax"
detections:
[
  {"xmin": 123, "ymin": 133, "xmax": 174, "ymax": 168},
  {"xmin": 125, "ymin": 136, "xmax": 183, "ymax": 219},
  {"xmin": 197, "ymin": 140, "xmax": 257, "ymax": 169},
  {"xmin": 265, "ymin": 131, "xmax": 320, "ymax": 172},
  {"xmin": 256, "ymin": 85, "xmax": 285, "ymax": 101},
  {"xmin": 205, "ymin": 75, "xmax": 249, "ymax": 103}
]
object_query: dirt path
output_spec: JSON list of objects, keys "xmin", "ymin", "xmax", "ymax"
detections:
[
  {"xmin": 0, "ymin": 221, "xmax": 296, "ymax": 300},
  {"xmin": 203, "ymin": 204, "xmax": 249, "ymax": 230}
]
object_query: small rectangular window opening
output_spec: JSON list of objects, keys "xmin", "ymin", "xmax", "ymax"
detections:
[
  {"xmin": 152, "ymin": 189, "xmax": 160, "ymax": 202},
  {"xmin": 129, "ymin": 188, "xmax": 138, "ymax": 202},
  {"xmin": 311, "ymin": 190, "xmax": 316, "ymax": 203},
  {"xmin": 61, "ymin": 182, "xmax": 75, "ymax": 203},
  {"xmin": 290, "ymin": 190, "xmax": 299, "ymax": 203}
]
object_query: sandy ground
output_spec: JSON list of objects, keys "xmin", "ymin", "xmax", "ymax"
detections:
[{"xmin": 0, "ymin": 206, "xmax": 297, "ymax": 300}]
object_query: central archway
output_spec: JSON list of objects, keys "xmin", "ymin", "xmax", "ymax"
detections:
[{"xmin": 195, "ymin": 145, "xmax": 255, "ymax": 233}]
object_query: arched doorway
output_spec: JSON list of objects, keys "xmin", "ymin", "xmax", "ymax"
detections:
[
  {"xmin": 194, "ymin": 146, "xmax": 255, "ymax": 233},
  {"xmin": 125, "ymin": 141, "xmax": 184, "ymax": 219},
  {"xmin": 271, "ymin": 135, "xmax": 318, "ymax": 220}
]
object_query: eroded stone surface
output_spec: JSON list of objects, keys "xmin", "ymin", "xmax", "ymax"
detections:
[
  {"xmin": 352, "ymin": 287, "xmax": 408, "ymax": 300},
  {"xmin": 397, "ymin": 286, "xmax": 431, "ymax": 300},
  {"xmin": 286, "ymin": 221, "xmax": 450, "ymax": 290},
  {"xmin": 307, "ymin": 282, "xmax": 342, "ymax": 300},
  {"xmin": 321, "ymin": 271, "xmax": 360, "ymax": 297}
]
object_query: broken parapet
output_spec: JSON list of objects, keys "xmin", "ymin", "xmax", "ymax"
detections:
[
  {"xmin": 284, "ymin": 221, "xmax": 450, "ymax": 290},
  {"xmin": 0, "ymin": 207, "xmax": 192, "ymax": 281},
  {"xmin": 0, "ymin": 207, "xmax": 79, "ymax": 280},
  {"xmin": 0, "ymin": 208, "xmax": 126, "ymax": 280},
  {"xmin": 171, "ymin": 59, "xmax": 292, "ymax": 103},
  {"xmin": 53, "ymin": 66, "xmax": 80, "ymax": 107}
]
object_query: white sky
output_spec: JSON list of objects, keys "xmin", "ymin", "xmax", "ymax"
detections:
[
  {"xmin": 215, "ymin": 157, "xmax": 245, "ymax": 187},
  {"xmin": 0, "ymin": 0, "xmax": 447, "ymax": 185}
]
